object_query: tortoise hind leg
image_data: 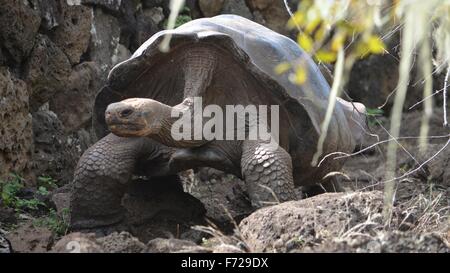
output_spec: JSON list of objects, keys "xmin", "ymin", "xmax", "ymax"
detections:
[
  {"xmin": 241, "ymin": 141, "xmax": 296, "ymax": 208},
  {"xmin": 70, "ymin": 133, "xmax": 171, "ymax": 230}
]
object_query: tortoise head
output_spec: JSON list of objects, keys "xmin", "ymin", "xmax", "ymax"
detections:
[{"xmin": 105, "ymin": 98, "xmax": 172, "ymax": 137}]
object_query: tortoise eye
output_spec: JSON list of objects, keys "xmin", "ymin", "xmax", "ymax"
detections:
[{"xmin": 120, "ymin": 108, "xmax": 134, "ymax": 118}]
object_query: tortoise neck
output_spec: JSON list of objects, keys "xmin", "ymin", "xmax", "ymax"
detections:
[
  {"xmin": 151, "ymin": 46, "xmax": 220, "ymax": 147},
  {"xmin": 182, "ymin": 46, "xmax": 218, "ymax": 97},
  {"xmin": 152, "ymin": 117, "xmax": 180, "ymax": 147}
]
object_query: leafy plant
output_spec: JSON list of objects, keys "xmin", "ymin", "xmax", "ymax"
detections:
[
  {"xmin": 34, "ymin": 208, "xmax": 69, "ymax": 236},
  {"xmin": 366, "ymin": 107, "xmax": 384, "ymax": 127},
  {"xmin": 36, "ymin": 186, "xmax": 50, "ymax": 197},
  {"xmin": 0, "ymin": 174, "xmax": 25, "ymax": 208},
  {"xmin": 0, "ymin": 174, "xmax": 46, "ymax": 212},
  {"xmin": 164, "ymin": 6, "xmax": 192, "ymax": 29},
  {"xmin": 37, "ymin": 176, "xmax": 58, "ymax": 190},
  {"xmin": 282, "ymin": 0, "xmax": 450, "ymax": 224},
  {"xmin": 15, "ymin": 198, "xmax": 45, "ymax": 211}
]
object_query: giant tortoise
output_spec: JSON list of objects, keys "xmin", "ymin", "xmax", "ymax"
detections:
[{"xmin": 70, "ymin": 15, "xmax": 367, "ymax": 229}]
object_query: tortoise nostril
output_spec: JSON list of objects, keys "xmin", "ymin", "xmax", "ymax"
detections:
[{"xmin": 120, "ymin": 108, "xmax": 133, "ymax": 118}]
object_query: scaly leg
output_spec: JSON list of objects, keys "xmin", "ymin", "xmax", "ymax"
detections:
[
  {"xmin": 240, "ymin": 141, "xmax": 296, "ymax": 208},
  {"xmin": 70, "ymin": 133, "xmax": 173, "ymax": 229}
]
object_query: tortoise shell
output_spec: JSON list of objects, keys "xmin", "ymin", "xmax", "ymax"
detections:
[{"xmin": 94, "ymin": 14, "xmax": 355, "ymax": 157}]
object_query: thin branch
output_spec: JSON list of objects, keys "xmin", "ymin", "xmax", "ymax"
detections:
[
  {"xmin": 317, "ymin": 134, "xmax": 450, "ymax": 167},
  {"xmin": 358, "ymin": 138, "xmax": 450, "ymax": 191},
  {"xmin": 312, "ymin": 48, "xmax": 345, "ymax": 166},
  {"xmin": 408, "ymin": 85, "xmax": 448, "ymax": 110},
  {"xmin": 443, "ymin": 66, "xmax": 449, "ymax": 127}
]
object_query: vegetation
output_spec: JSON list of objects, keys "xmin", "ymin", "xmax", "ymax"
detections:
[
  {"xmin": 0, "ymin": 174, "xmax": 45, "ymax": 212},
  {"xmin": 163, "ymin": 6, "xmax": 192, "ymax": 29},
  {"xmin": 33, "ymin": 208, "xmax": 69, "ymax": 237},
  {"xmin": 0, "ymin": 173, "xmax": 68, "ymax": 236},
  {"xmin": 160, "ymin": 0, "xmax": 191, "ymax": 52},
  {"xmin": 161, "ymin": 0, "xmax": 449, "ymax": 226},
  {"xmin": 282, "ymin": 0, "xmax": 450, "ymax": 224},
  {"xmin": 37, "ymin": 175, "xmax": 58, "ymax": 191},
  {"xmin": 366, "ymin": 108, "xmax": 384, "ymax": 127}
]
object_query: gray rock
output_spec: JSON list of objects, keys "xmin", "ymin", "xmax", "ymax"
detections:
[
  {"xmin": 239, "ymin": 191, "xmax": 386, "ymax": 252},
  {"xmin": 302, "ymin": 231, "xmax": 449, "ymax": 253},
  {"xmin": 134, "ymin": 7, "xmax": 162, "ymax": 47},
  {"xmin": 0, "ymin": 67, "xmax": 34, "ymax": 183},
  {"xmin": 89, "ymin": 7, "xmax": 122, "ymax": 79},
  {"xmin": 49, "ymin": 62, "xmax": 101, "ymax": 133},
  {"xmin": 32, "ymin": 110, "xmax": 80, "ymax": 185},
  {"xmin": 52, "ymin": 192, "xmax": 70, "ymax": 216},
  {"xmin": 6, "ymin": 222, "xmax": 54, "ymax": 253},
  {"xmin": 347, "ymin": 33, "xmax": 447, "ymax": 110},
  {"xmin": 65, "ymin": 176, "xmax": 206, "ymax": 243},
  {"xmin": 81, "ymin": 0, "xmax": 123, "ymax": 12},
  {"xmin": 111, "ymin": 44, "xmax": 132, "ymax": 67},
  {"xmin": 49, "ymin": 3, "xmax": 92, "ymax": 65},
  {"xmin": 247, "ymin": 0, "xmax": 272, "ymax": 10},
  {"xmin": 0, "ymin": 205, "xmax": 17, "ymax": 225},
  {"xmin": 51, "ymin": 232, "xmax": 103, "ymax": 253},
  {"xmin": 142, "ymin": 0, "xmax": 167, "ymax": 9},
  {"xmin": 25, "ymin": 35, "xmax": 72, "ymax": 111},
  {"xmin": 0, "ymin": 232, "xmax": 12, "ymax": 253},
  {"xmin": 247, "ymin": 0, "xmax": 290, "ymax": 34},
  {"xmin": 53, "ymin": 231, "xmax": 145, "ymax": 253},
  {"xmin": 98, "ymin": 232, "xmax": 147, "ymax": 253},
  {"xmin": 121, "ymin": 177, "xmax": 207, "ymax": 243},
  {"xmin": 145, "ymin": 7, "xmax": 165, "ymax": 25},
  {"xmin": 199, "ymin": 0, "xmax": 224, "ymax": 17},
  {"xmin": 181, "ymin": 168, "xmax": 253, "ymax": 228},
  {"xmin": 252, "ymin": 10, "xmax": 266, "ymax": 26},
  {"xmin": 347, "ymin": 39, "xmax": 400, "ymax": 110},
  {"xmin": 147, "ymin": 238, "xmax": 210, "ymax": 253},
  {"xmin": 398, "ymin": 142, "xmax": 450, "ymax": 189},
  {"xmin": 0, "ymin": 0, "xmax": 41, "ymax": 63},
  {"xmin": 221, "ymin": 0, "xmax": 253, "ymax": 20},
  {"xmin": 33, "ymin": 0, "xmax": 61, "ymax": 31}
]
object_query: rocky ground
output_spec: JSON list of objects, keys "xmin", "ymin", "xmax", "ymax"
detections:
[{"xmin": 0, "ymin": 0, "xmax": 449, "ymax": 253}]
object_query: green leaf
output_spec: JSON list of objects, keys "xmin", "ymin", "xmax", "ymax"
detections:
[{"xmin": 37, "ymin": 186, "xmax": 49, "ymax": 196}]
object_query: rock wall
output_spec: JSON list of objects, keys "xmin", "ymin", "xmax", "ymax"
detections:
[{"xmin": 0, "ymin": 68, "xmax": 33, "ymax": 184}]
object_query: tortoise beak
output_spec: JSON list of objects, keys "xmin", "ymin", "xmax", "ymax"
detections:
[
  {"xmin": 105, "ymin": 110, "xmax": 117, "ymax": 125},
  {"xmin": 105, "ymin": 101, "xmax": 149, "ymax": 136}
]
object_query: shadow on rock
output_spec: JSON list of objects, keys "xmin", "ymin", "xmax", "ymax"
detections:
[{"xmin": 58, "ymin": 175, "xmax": 207, "ymax": 244}]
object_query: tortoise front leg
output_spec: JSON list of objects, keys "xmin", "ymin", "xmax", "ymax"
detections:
[
  {"xmin": 70, "ymin": 133, "xmax": 173, "ymax": 230},
  {"xmin": 240, "ymin": 141, "xmax": 296, "ymax": 208}
]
